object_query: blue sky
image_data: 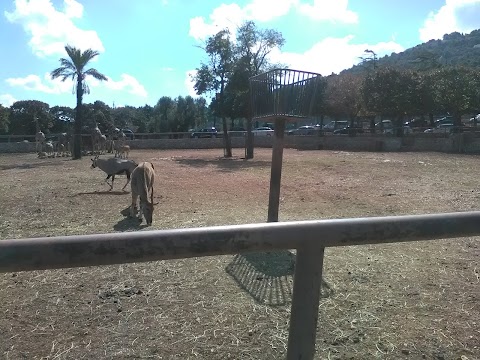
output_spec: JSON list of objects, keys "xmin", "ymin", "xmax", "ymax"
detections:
[{"xmin": 1, "ymin": 0, "xmax": 479, "ymax": 109}]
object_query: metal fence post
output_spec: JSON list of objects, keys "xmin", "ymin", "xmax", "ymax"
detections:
[
  {"xmin": 287, "ymin": 243, "xmax": 325, "ymax": 360},
  {"xmin": 267, "ymin": 118, "xmax": 286, "ymax": 222}
]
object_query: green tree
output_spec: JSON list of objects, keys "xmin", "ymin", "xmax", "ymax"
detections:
[
  {"xmin": 194, "ymin": 97, "xmax": 208, "ymax": 129},
  {"xmin": 154, "ymin": 96, "xmax": 175, "ymax": 132},
  {"xmin": 362, "ymin": 67, "xmax": 419, "ymax": 135},
  {"xmin": 8, "ymin": 100, "xmax": 53, "ymax": 135},
  {"xmin": 428, "ymin": 66, "xmax": 480, "ymax": 126},
  {"xmin": 137, "ymin": 105, "xmax": 154, "ymax": 133},
  {"xmin": 50, "ymin": 105, "xmax": 74, "ymax": 133},
  {"xmin": 0, "ymin": 104, "xmax": 10, "ymax": 134},
  {"xmin": 227, "ymin": 21, "xmax": 285, "ymax": 158},
  {"xmin": 193, "ymin": 29, "xmax": 234, "ymax": 157},
  {"xmin": 324, "ymin": 73, "xmax": 363, "ymax": 132},
  {"xmin": 51, "ymin": 45, "xmax": 107, "ymax": 159}
]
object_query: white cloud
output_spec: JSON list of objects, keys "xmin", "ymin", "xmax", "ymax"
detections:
[
  {"xmin": 185, "ymin": 70, "xmax": 199, "ymax": 98},
  {"xmin": 6, "ymin": 73, "xmax": 72, "ymax": 94},
  {"xmin": 270, "ymin": 36, "xmax": 404, "ymax": 75},
  {"xmin": 298, "ymin": 0, "xmax": 358, "ymax": 23},
  {"xmin": 0, "ymin": 94, "xmax": 17, "ymax": 107},
  {"xmin": 103, "ymin": 74, "xmax": 148, "ymax": 98},
  {"xmin": 419, "ymin": 0, "xmax": 480, "ymax": 41},
  {"xmin": 4, "ymin": 0, "xmax": 104, "ymax": 57},
  {"xmin": 6, "ymin": 72, "xmax": 148, "ymax": 98},
  {"xmin": 189, "ymin": 0, "xmax": 358, "ymax": 40},
  {"xmin": 244, "ymin": 0, "xmax": 298, "ymax": 22},
  {"xmin": 189, "ymin": 3, "xmax": 245, "ymax": 40}
]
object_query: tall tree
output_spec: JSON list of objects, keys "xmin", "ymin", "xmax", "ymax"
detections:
[
  {"xmin": 50, "ymin": 105, "xmax": 74, "ymax": 133},
  {"xmin": 154, "ymin": 96, "xmax": 175, "ymax": 132},
  {"xmin": 193, "ymin": 29, "xmax": 234, "ymax": 157},
  {"xmin": 51, "ymin": 45, "xmax": 107, "ymax": 159},
  {"xmin": 362, "ymin": 67, "xmax": 420, "ymax": 135},
  {"xmin": 428, "ymin": 66, "xmax": 480, "ymax": 126},
  {"xmin": 324, "ymin": 73, "xmax": 363, "ymax": 133},
  {"xmin": 8, "ymin": 100, "xmax": 52, "ymax": 135},
  {"xmin": 194, "ymin": 97, "xmax": 208, "ymax": 129},
  {"xmin": 0, "ymin": 104, "xmax": 10, "ymax": 134},
  {"xmin": 227, "ymin": 21, "xmax": 285, "ymax": 158}
]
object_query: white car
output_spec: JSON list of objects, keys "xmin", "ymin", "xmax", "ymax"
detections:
[
  {"xmin": 253, "ymin": 127, "xmax": 274, "ymax": 136},
  {"xmin": 375, "ymin": 120, "xmax": 394, "ymax": 135},
  {"xmin": 424, "ymin": 123, "xmax": 455, "ymax": 134}
]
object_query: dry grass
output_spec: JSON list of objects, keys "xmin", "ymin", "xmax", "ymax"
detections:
[{"xmin": 0, "ymin": 149, "xmax": 479, "ymax": 360}]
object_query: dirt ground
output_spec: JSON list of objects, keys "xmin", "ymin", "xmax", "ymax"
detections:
[{"xmin": 0, "ymin": 148, "xmax": 479, "ymax": 360}]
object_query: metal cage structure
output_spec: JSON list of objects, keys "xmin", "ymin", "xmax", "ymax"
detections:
[{"xmin": 249, "ymin": 68, "xmax": 323, "ymax": 121}]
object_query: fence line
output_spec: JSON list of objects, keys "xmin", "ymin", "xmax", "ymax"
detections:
[{"xmin": 1, "ymin": 211, "xmax": 480, "ymax": 359}]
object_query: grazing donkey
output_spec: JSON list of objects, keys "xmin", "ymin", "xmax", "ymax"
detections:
[
  {"xmin": 91, "ymin": 156, "xmax": 138, "ymax": 191},
  {"xmin": 130, "ymin": 162, "xmax": 155, "ymax": 225}
]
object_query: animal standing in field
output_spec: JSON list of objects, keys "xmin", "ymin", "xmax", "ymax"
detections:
[
  {"xmin": 90, "ymin": 156, "xmax": 138, "ymax": 191},
  {"xmin": 115, "ymin": 144, "xmax": 130, "ymax": 159},
  {"xmin": 35, "ymin": 131, "xmax": 45, "ymax": 153},
  {"xmin": 44, "ymin": 141, "xmax": 55, "ymax": 157},
  {"xmin": 56, "ymin": 132, "xmax": 69, "ymax": 156},
  {"xmin": 91, "ymin": 126, "xmax": 106, "ymax": 154},
  {"xmin": 130, "ymin": 162, "xmax": 155, "ymax": 225}
]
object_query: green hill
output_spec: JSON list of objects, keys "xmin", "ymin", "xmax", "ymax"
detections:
[{"xmin": 345, "ymin": 29, "xmax": 480, "ymax": 74}]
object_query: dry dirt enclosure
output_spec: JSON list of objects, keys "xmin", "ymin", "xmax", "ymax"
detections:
[{"xmin": 0, "ymin": 149, "xmax": 479, "ymax": 360}]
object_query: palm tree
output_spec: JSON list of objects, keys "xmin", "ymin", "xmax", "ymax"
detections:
[{"xmin": 51, "ymin": 45, "xmax": 107, "ymax": 159}]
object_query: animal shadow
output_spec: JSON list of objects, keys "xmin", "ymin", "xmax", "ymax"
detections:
[
  {"xmin": 226, "ymin": 251, "xmax": 333, "ymax": 306},
  {"xmin": 73, "ymin": 190, "xmax": 129, "ymax": 196},
  {"xmin": 113, "ymin": 206, "xmax": 149, "ymax": 231}
]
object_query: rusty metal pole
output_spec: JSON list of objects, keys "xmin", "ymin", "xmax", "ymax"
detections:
[
  {"xmin": 286, "ymin": 243, "xmax": 325, "ymax": 360},
  {"xmin": 267, "ymin": 118, "xmax": 286, "ymax": 222}
]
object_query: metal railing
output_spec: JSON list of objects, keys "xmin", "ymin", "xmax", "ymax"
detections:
[{"xmin": 1, "ymin": 211, "xmax": 480, "ymax": 359}]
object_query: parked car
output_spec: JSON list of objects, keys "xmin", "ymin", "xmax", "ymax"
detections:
[
  {"xmin": 322, "ymin": 120, "xmax": 349, "ymax": 132},
  {"xmin": 333, "ymin": 125, "xmax": 364, "ymax": 135},
  {"xmin": 190, "ymin": 127, "xmax": 218, "ymax": 138},
  {"xmin": 375, "ymin": 120, "xmax": 394, "ymax": 135},
  {"xmin": 122, "ymin": 129, "xmax": 135, "ymax": 140},
  {"xmin": 424, "ymin": 123, "xmax": 455, "ymax": 134},
  {"xmin": 434, "ymin": 116, "xmax": 453, "ymax": 127},
  {"xmin": 404, "ymin": 118, "xmax": 429, "ymax": 130},
  {"xmin": 287, "ymin": 125, "xmax": 317, "ymax": 135},
  {"xmin": 252, "ymin": 127, "xmax": 274, "ymax": 136}
]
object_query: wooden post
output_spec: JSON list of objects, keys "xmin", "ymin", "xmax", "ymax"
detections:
[
  {"xmin": 287, "ymin": 243, "xmax": 325, "ymax": 360},
  {"xmin": 267, "ymin": 117, "xmax": 286, "ymax": 222}
]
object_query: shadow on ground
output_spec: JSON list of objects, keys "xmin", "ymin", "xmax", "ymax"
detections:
[
  {"xmin": 174, "ymin": 157, "xmax": 271, "ymax": 172},
  {"xmin": 0, "ymin": 158, "xmax": 71, "ymax": 171},
  {"xmin": 73, "ymin": 190, "xmax": 130, "ymax": 196},
  {"xmin": 226, "ymin": 251, "xmax": 333, "ymax": 306},
  {"xmin": 113, "ymin": 206, "xmax": 149, "ymax": 231}
]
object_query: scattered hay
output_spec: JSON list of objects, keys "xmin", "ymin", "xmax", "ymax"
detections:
[{"xmin": 0, "ymin": 149, "xmax": 479, "ymax": 359}]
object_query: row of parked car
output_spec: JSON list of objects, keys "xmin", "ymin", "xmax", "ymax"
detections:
[{"xmin": 188, "ymin": 116, "xmax": 478, "ymax": 138}]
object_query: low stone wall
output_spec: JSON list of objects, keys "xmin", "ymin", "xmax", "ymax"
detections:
[
  {"xmin": 0, "ymin": 141, "xmax": 36, "ymax": 153},
  {"xmin": 2, "ymin": 134, "xmax": 480, "ymax": 154}
]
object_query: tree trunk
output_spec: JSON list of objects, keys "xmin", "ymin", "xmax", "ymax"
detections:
[
  {"xmin": 222, "ymin": 116, "xmax": 232, "ymax": 157},
  {"xmin": 395, "ymin": 114, "xmax": 404, "ymax": 137},
  {"xmin": 73, "ymin": 79, "xmax": 83, "ymax": 160}
]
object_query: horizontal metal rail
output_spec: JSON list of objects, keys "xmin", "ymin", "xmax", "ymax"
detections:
[{"xmin": 1, "ymin": 211, "xmax": 479, "ymax": 273}]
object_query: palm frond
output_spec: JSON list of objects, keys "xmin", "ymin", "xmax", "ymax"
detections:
[
  {"xmin": 59, "ymin": 58, "xmax": 76, "ymax": 70},
  {"xmin": 81, "ymin": 49, "xmax": 101, "ymax": 64},
  {"xmin": 84, "ymin": 68, "xmax": 108, "ymax": 81},
  {"xmin": 51, "ymin": 67, "xmax": 75, "ymax": 81}
]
